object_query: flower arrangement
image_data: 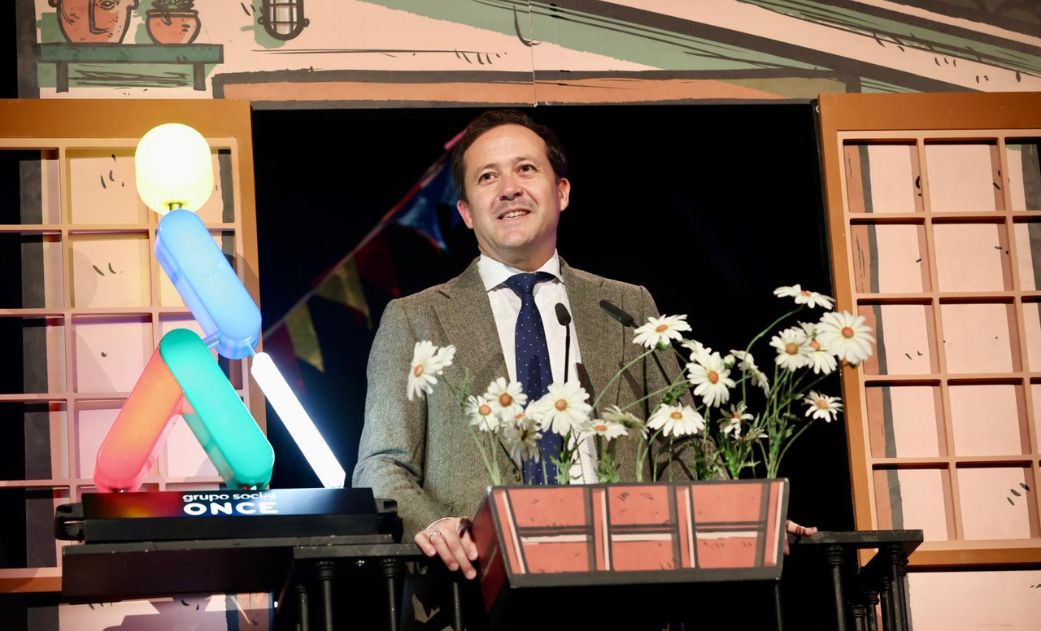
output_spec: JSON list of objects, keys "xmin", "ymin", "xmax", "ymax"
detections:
[{"xmin": 407, "ymin": 285, "xmax": 874, "ymax": 484}]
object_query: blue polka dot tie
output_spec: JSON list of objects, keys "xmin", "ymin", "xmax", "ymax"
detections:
[{"xmin": 503, "ymin": 272, "xmax": 561, "ymax": 485}]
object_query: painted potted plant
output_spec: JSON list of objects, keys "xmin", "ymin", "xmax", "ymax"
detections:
[
  {"xmin": 146, "ymin": 0, "xmax": 201, "ymax": 44},
  {"xmin": 50, "ymin": 0, "xmax": 139, "ymax": 44}
]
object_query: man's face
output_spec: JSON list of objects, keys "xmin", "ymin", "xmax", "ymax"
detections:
[{"xmin": 456, "ymin": 124, "xmax": 570, "ymax": 271}]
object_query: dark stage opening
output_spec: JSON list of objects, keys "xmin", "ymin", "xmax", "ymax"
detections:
[{"xmin": 252, "ymin": 102, "xmax": 853, "ymax": 627}]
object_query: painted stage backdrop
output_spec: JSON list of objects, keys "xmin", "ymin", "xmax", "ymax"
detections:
[
  {"xmin": 10, "ymin": 1, "xmax": 1041, "ymax": 630},
  {"xmin": 17, "ymin": 0, "xmax": 1041, "ymax": 101}
]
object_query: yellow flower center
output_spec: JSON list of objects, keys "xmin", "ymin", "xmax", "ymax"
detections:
[
  {"xmin": 499, "ymin": 393, "xmax": 513, "ymax": 407},
  {"xmin": 555, "ymin": 399, "xmax": 568, "ymax": 411},
  {"xmin": 413, "ymin": 365, "xmax": 424, "ymax": 377},
  {"xmin": 655, "ymin": 323, "xmax": 669, "ymax": 333},
  {"xmin": 479, "ymin": 404, "xmax": 492, "ymax": 416},
  {"xmin": 785, "ymin": 342, "xmax": 799, "ymax": 355},
  {"xmin": 707, "ymin": 370, "xmax": 719, "ymax": 384},
  {"xmin": 594, "ymin": 423, "xmax": 608, "ymax": 432},
  {"xmin": 670, "ymin": 411, "xmax": 683, "ymax": 420},
  {"xmin": 800, "ymin": 290, "xmax": 811, "ymax": 297},
  {"xmin": 841, "ymin": 326, "xmax": 855, "ymax": 339},
  {"xmin": 810, "ymin": 340, "xmax": 821, "ymax": 352},
  {"xmin": 815, "ymin": 399, "xmax": 830, "ymax": 410}
]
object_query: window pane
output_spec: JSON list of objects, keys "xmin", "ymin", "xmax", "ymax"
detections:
[
  {"xmin": 926, "ymin": 143, "xmax": 1002, "ymax": 213},
  {"xmin": 859, "ymin": 304, "xmax": 937, "ymax": 376},
  {"xmin": 949, "ymin": 384, "xmax": 1026, "ymax": 456},
  {"xmin": 866, "ymin": 385, "xmax": 944, "ymax": 458},
  {"xmin": 958, "ymin": 467, "xmax": 1037, "ymax": 540},
  {"xmin": 933, "ymin": 223, "xmax": 1011, "ymax": 292},
  {"xmin": 851, "ymin": 224, "xmax": 929, "ymax": 293},
  {"xmin": 70, "ymin": 233, "xmax": 150, "ymax": 308},
  {"xmin": 0, "ymin": 150, "xmax": 61, "ymax": 225},
  {"xmin": 874, "ymin": 468, "xmax": 951, "ymax": 541},
  {"xmin": 1006, "ymin": 140, "xmax": 1041, "ymax": 212},
  {"xmin": 941, "ymin": 303, "xmax": 1018, "ymax": 374},
  {"xmin": 845, "ymin": 143, "xmax": 921, "ymax": 214},
  {"xmin": 68, "ymin": 150, "xmax": 145, "ymax": 224}
]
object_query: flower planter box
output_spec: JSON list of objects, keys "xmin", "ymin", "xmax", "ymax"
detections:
[{"xmin": 472, "ymin": 479, "xmax": 788, "ymax": 622}]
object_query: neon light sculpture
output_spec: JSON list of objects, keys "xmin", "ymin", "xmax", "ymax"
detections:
[{"xmin": 93, "ymin": 123, "xmax": 344, "ymax": 492}]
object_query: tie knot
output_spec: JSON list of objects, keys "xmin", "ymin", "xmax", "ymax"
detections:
[{"xmin": 504, "ymin": 272, "xmax": 554, "ymax": 297}]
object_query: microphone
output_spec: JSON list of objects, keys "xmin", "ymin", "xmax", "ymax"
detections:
[
  {"xmin": 598, "ymin": 299, "xmax": 686, "ymax": 405},
  {"xmin": 555, "ymin": 303, "xmax": 572, "ymax": 382},
  {"xmin": 598, "ymin": 299, "xmax": 636, "ymax": 327}
]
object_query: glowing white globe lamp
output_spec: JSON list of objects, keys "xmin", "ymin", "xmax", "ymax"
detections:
[{"xmin": 135, "ymin": 123, "xmax": 214, "ymax": 215}]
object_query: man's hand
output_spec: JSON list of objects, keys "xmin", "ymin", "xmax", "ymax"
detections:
[
  {"xmin": 784, "ymin": 519, "xmax": 817, "ymax": 555},
  {"xmin": 415, "ymin": 516, "xmax": 478, "ymax": 580}
]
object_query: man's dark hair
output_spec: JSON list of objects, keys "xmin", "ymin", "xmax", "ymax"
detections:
[{"xmin": 450, "ymin": 109, "xmax": 568, "ymax": 204}]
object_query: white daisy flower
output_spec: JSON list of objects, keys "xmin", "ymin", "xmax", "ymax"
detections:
[
  {"xmin": 774, "ymin": 285, "xmax": 835, "ymax": 310},
  {"xmin": 501, "ymin": 416, "xmax": 541, "ymax": 463},
  {"xmin": 686, "ymin": 351, "xmax": 736, "ymax": 408},
  {"xmin": 601, "ymin": 405, "xmax": 647, "ymax": 438},
  {"xmin": 406, "ymin": 341, "xmax": 456, "ymax": 401},
  {"xmin": 647, "ymin": 403, "xmax": 705, "ymax": 438},
  {"xmin": 807, "ymin": 339, "xmax": 838, "ymax": 374},
  {"xmin": 720, "ymin": 403, "xmax": 753, "ymax": 438},
  {"xmin": 632, "ymin": 314, "xmax": 692, "ymax": 349},
  {"xmin": 803, "ymin": 391, "xmax": 843, "ymax": 422},
  {"xmin": 770, "ymin": 327, "xmax": 811, "ymax": 371},
  {"xmin": 729, "ymin": 350, "xmax": 770, "ymax": 392},
  {"xmin": 817, "ymin": 311, "xmax": 875, "ymax": 365},
  {"xmin": 586, "ymin": 419, "xmax": 628, "ymax": 441},
  {"xmin": 483, "ymin": 377, "xmax": 528, "ymax": 421},
  {"xmin": 726, "ymin": 402, "xmax": 753, "ymax": 423},
  {"xmin": 528, "ymin": 381, "xmax": 593, "ymax": 436},
  {"xmin": 465, "ymin": 395, "xmax": 499, "ymax": 432},
  {"xmin": 797, "ymin": 322, "xmax": 838, "ymax": 375},
  {"xmin": 681, "ymin": 339, "xmax": 712, "ymax": 363}
]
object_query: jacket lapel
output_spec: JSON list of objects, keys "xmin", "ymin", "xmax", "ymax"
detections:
[
  {"xmin": 562, "ymin": 260, "xmax": 621, "ymax": 412},
  {"xmin": 433, "ymin": 259, "xmax": 520, "ymax": 481},
  {"xmin": 434, "ymin": 258, "xmax": 508, "ymax": 393},
  {"xmin": 563, "ymin": 260, "xmax": 644, "ymax": 480}
]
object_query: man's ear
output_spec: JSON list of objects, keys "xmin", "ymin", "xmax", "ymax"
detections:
[
  {"xmin": 557, "ymin": 177, "xmax": 571, "ymax": 212},
  {"xmin": 456, "ymin": 199, "xmax": 475, "ymax": 229}
]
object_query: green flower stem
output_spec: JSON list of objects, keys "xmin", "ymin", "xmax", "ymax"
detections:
[
  {"xmin": 635, "ymin": 427, "xmax": 665, "ymax": 483},
  {"xmin": 466, "ymin": 424, "xmax": 502, "ymax": 485},
  {"xmin": 617, "ymin": 381, "xmax": 685, "ymax": 415},
  {"xmin": 553, "ymin": 429, "xmax": 582, "ymax": 485},
  {"xmin": 770, "ymin": 419, "xmax": 816, "ymax": 478},
  {"xmin": 744, "ymin": 306, "xmax": 803, "ymax": 355},
  {"xmin": 442, "ymin": 374, "xmax": 501, "ymax": 486},
  {"xmin": 591, "ymin": 347, "xmax": 657, "ymax": 411}
]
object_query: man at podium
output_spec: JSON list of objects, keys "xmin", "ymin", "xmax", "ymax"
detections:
[{"xmin": 353, "ymin": 109, "xmax": 684, "ymax": 584}]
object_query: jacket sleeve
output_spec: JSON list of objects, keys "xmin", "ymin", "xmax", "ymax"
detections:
[{"xmin": 352, "ymin": 299, "xmax": 451, "ymax": 539}]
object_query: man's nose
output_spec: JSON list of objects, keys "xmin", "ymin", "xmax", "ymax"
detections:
[{"xmin": 498, "ymin": 174, "xmax": 523, "ymax": 200}]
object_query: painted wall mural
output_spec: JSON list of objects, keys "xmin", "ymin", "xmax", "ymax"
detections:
[{"xmin": 20, "ymin": 0, "xmax": 1041, "ymax": 102}]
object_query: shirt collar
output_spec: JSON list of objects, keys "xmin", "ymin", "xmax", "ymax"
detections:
[{"xmin": 477, "ymin": 251, "xmax": 562, "ymax": 291}]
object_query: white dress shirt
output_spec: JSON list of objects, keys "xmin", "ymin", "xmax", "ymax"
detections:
[{"xmin": 477, "ymin": 252, "xmax": 598, "ymax": 483}]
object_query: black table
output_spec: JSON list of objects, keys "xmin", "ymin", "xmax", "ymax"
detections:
[
  {"xmin": 793, "ymin": 529, "xmax": 924, "ymax": 631},
  {"xmin": 62, "ymin": 529, "xmax": 923, "ymax": 630},
  {"xmin": 62, "ymin": 534, "xmax": 424, "ymax": 631}
]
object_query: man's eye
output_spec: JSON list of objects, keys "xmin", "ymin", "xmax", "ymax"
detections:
[
  {"xmin": 518, "ymin": 164, "xmax": 536, "ymax": 173},
  {"xmin": 477, "ymin": 172, "xmax": 493, "ymax": 183}
]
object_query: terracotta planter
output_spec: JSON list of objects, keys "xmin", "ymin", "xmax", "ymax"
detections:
[
  {"xmin": 146, "ymin": 10, "xmax": 201, "ymax": 44},
  {"xmin": 51, "ymin": 0, "xmax": 138, "ymax": 44},
  {"xmin": 472, "ymin": 479, "xmax": 788, "ymax": 619}
]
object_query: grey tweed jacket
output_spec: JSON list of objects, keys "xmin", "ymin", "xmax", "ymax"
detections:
[{"xmin": 352, "ymin": 258, "xmax": 678, "ymax": 539}]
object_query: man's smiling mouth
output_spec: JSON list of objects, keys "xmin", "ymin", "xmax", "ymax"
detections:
[{"xmin": 498, "ymin": 208, "xmax": 531, "ymax": 220}]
